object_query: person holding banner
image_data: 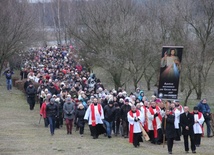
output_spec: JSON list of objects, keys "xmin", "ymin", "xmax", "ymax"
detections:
[
  {"xmin": 161, "ymin": 48, "xmax": 180, "ymax": 80},
  {"xmin": 127, "ymin": 105, "xmax": 144, "ymax": 148},
  {"xmin": 147, "ymin": 101, "xmax": 164, "ymax": 144},
  {"xmin": 162, "ymin": 109, "xmax": 176, "ymax": 154},
  {"xmin": 141, "ymin": 101, "xmax": 149, "ymax": 133}
]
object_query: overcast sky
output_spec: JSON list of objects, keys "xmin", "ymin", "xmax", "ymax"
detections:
[{"xmin": 28, "ymin": 0, "xmax": 51, "ymax": 3}]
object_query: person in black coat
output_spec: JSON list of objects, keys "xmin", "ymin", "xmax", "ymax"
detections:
[
  {"xmin": 113, "ymin": 102, "xmax": 121, "ymax": 136},
  {"xmin": 180, "ymin": 106, "xmax": 196, "ymax": 154},
  {"xmin": 46, "ymin": 98, "xmax": 59, "ymax": 136},
  {"xmin": 26, "ymin": 82, "xmax": 37, "ymax": 110},
  {"xmin": 162, "ymin": 109, "xmax": 176, "ymax": 154},
  {"xmin": 48, "ymin": 83, "xmax": 58, "ymax": 96},
  {"xmin": 103, "ymin": 101, "xmax": 116, "ymax": 138},
  {"xmin": 75, "ymin": 104, "xmax": 86, "ymax": 136},
  {"xmin": 24, "ymin": 78, "xmax": 31, "ymax": 92},
  {"xmin": 120, "ymin": 99, "xmax": 131, "ymax": 138}
]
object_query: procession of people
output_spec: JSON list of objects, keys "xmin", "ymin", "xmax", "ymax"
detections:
[{"xmin": 12, "ymin": 45, "xmax": 213, "ymax": 154}]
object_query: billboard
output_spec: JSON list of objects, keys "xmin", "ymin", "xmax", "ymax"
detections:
[{"xmin": 158, "ymin": 46, "xmax": 183, "ymax": 99}]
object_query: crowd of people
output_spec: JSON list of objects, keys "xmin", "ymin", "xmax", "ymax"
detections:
[{"xmin": 5, "ymin": 45, "xmax": 212, "ymax": 154}]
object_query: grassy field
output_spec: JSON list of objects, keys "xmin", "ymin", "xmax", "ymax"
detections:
[{"xmin": 0, "ymin": 76, "xmax": 214, "ymax": 155}]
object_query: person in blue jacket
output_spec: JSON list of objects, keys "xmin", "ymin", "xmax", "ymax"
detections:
[{"xmin": 197, "ymin": 98, "xmax": 212, "ymax": 137}]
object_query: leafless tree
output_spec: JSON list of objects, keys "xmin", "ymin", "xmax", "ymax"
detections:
[
  {"xmin": 0, "ymin": 0, "xmax": 37, "ymax": 73},
  {"xmin": 176, "ymin": 0, "xmax": 214, "ymax": 100},
  {"xmin": 67, "ymin": 0, "xmax": 148, "ymax": 89}
]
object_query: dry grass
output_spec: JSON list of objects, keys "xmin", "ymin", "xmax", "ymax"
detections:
[{"xmin": 0, "ymin": 77, "xmax": 214, "ymax": 155}]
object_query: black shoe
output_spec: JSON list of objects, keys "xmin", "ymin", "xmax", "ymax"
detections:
[
  {"xmin": 192, "ymin": 150, "xmax": 196, "ymax": 153},
  {"xmin": 168, "ymin": 151, "xmax": 172, "ymax": 154},
  {"xmin": 108, "ymin": 136, "xmax": 112, "ymax": 138}
]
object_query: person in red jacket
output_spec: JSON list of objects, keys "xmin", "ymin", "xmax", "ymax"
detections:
[{"xmin": 40, "ymin": 98, "xmax": 50, "ymax": 127}]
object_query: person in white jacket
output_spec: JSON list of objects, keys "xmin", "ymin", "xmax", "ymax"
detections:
[
  {"xmin": 84, "ymin": 98, "xmax": 106, "ymax": 139},
  {"xmin": 171, "ymin": 102, "xmax": 182, "ymax": 141},
  {"xmin": 127, "ymin": 105, "xmax": 144, "ymax": 147},
  {"xmin": 192, "ymin": 106, "xmax": 205, "ymax": 147},
  {"xmin": 147, "ymin": 101, "xmax": 164, "ymax": 144}
]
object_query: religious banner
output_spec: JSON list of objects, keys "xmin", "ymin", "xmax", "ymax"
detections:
[{"xmin": 158, "ymin": 46, "xmax": 183, "ymax": 99}]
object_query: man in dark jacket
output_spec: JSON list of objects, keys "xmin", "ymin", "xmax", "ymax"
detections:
[
  {"xmin": 24, "ymin": 78, "xmax": 31, "ymax": 92},
  {"xmin": 113, "ymin": 102, "xmax": 121, "ymax": 136},
  {"xmin": 26, "ymin": 82, "xmax": 37, "ymax": 110},
  {"xmin": 103, "ymin": 101, "xmax": 116, "ymax": 138},
  {"xmin": 48, "ymin": 83, "xmax": 58, "ymax": 96},
  {"xmin": 180, "ymin": 106, "xmax": 196, "ymax": 153},
  {"xmin": 46, "ymin": 98, "xmax": 59, "ymax": 136},
  {"xmin": 162, "ymin": 109, "xmax": 176, "ymax": 154},
  {"xmin": 120, "ymin": 99, "xmax": 131, "ymax": 138}
]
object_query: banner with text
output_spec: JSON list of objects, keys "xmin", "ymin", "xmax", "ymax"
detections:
[{"xmin": 158, "ymin": 46, "xmax": 183, "ymax": 99}]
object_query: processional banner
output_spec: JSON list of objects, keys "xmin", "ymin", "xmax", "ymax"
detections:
[{"xmin": 158, "ymin": 46, "xmax": 183, "ymax": 99}]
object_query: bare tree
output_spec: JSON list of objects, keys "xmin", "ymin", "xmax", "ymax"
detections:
[
  {"xmin": 176, "ymin": 0, "xmax": 214, "ymax": 100},
  {"xmin": 67, "ymin": 0, "xmax": 147, "ymax": 89},
  {"xmin": 0, "ymin": 0, "xmax": 37, "ymax": 73}
]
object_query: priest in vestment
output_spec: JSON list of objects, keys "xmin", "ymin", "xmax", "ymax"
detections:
[
  {"xmin": 84, "ymin": 98, "xmax": 106, "ymax": 139},
  {"xmin": 127, "ymin": 105, "xmax": 144, "ymax": 147}
]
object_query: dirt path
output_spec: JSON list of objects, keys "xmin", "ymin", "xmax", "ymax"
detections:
[{"xmin": 0, "ymin": 82, "xmax": 213, "ymax": 155}]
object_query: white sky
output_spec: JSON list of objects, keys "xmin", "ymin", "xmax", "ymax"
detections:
[{"xmin": 28, "ymin": 0, "xmax": 52, "ymax": 3}]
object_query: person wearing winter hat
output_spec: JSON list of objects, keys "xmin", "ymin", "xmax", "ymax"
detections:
[
  {"xmin": 46, "ymin": 98, "xmax": 59, "ymax": 136},
  {"xmin": 54, "ymin": 98, "xmax": 61, "ymax": 129},
  {"xmin": 120, "ymin": 98, "xmax": 131, "ymax": 138},
  {"xmin": 113, "ymin": 101, "xmax": 121, "ymax": 136},
  {"xmin": 161, "ymin": 109, "xmax": 176, "ymax": 154},
  {"xmin": 103, "ymin": 101, "xmax": 116, "ymax": 138},
  {"xmin": 63, "ymin": 97, "xmax": 75, "ymax": 134},
  {"xmin": 74, "ymin": 104, "xmax": 86, "ymax": 137},
  {"xmin": 26, "ymin": 82, "xmax": 37, "ymax": 110},
  {"xmin": 198, "ymin": 98, "xmax": 211, "ymax": 137},
  {"xmin": 137, "ymin": 91, "xmax": 144, "ymax": 102},
  {"xmin": 40, "ymin": 97, "xmax": 51, "ymax": 128}
]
